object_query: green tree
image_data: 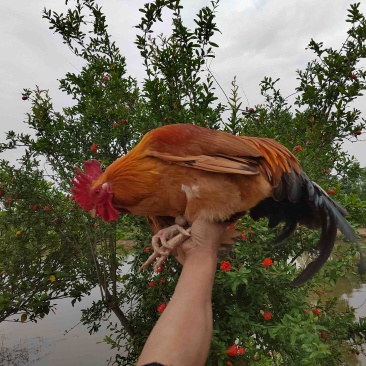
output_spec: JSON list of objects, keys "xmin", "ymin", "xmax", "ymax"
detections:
[{"xmin": 1, "ymin": 1, "xmax": 365, "ymax": 365}]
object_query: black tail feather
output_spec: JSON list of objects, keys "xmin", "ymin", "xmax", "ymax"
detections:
[
  {"xmin": 250, "ymin": 170, "xmax": 364, "ymax": 286},
  {"xmin": 272, "ymin": 220, "xmax": 297, "ymax": 245},
  {"xmin": 291, "ymin": 212, "xmax": 337, "ymax": 286}
]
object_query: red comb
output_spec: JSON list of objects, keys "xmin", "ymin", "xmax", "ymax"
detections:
[{"xmin": 72, "ymin": 160, "xmax": 102, "ymax": 211}]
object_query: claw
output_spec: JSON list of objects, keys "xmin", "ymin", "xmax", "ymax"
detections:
[
  {"xmin": 140, "ymin": 251, "xmax": 160, "ymax": 270},
  {"xmin": 140, "ymin": 219, "xmax": 191, "ymax": 270}
]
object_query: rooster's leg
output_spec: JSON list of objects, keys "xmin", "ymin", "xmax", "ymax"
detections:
[{"xmin": 140, "ymin": 216, "xmax": 191, "ymax": 270}]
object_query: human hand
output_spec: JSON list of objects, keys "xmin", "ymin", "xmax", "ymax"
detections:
[{"xmin": 173, "ymin": 218, "xmax": 225, "ymax": 265}]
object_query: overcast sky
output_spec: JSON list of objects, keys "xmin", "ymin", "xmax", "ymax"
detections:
[{"xmin": 1, "ymin": 0, "xmax": 365, "ymax": 166}]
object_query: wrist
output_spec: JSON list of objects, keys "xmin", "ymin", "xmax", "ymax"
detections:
[{"xmin": 184, "ymin": 245, "xmax": 218, "ymax": 260}]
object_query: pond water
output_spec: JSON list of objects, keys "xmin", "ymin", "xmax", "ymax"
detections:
[
  {"xmin": 334, "ymin": 280, "xmax": 366, "ymax": 366},
  {"xmin": 1, "ymin": 262, "xmax": 365, "ymax": 365},
  {"xmin": 0, "ymin": 288, "xmax": 119, "ymax": 365}
]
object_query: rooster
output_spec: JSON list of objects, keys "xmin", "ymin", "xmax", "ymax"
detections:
[{"xmin": 72, "ymin": 124, "xmax": 364, "ymax": 286}]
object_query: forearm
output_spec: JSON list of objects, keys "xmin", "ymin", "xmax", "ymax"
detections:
[{"xmin": 137, "ymin": 248, "xmax": 217, "ymax": 366}]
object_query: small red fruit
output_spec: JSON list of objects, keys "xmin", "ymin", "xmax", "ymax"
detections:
[
  {"xmin": 312, "ymin": 308, "xmax": 321, "ymax": 316},
  {"xmin": 103, "ymin": 75, "xmax": 110, "ymax": 82},
  {"xmin": 262, "ymin": 311, "xmax": 273, "ymax": 320},
  {"xmin": 351, "ymin": 73, "xmax": 358, "ymax": 81},
  {"xmin": 248, "ymin": 107, "xmax": 255, "ymax": 113},
  {"xmin": 44, "ymin": 204, "xmax": 52, "ymax": 211},
  {"xmin": 324, "ymin": 169, "xmax": 330, "ymax": 175},
  {"xmin": 227, "ymin": 344, "xmax": 245, "ymax": 356},
  {"xmin": 293, "ymin": 145, "xmax": 303, "ymax": 151},
  {"xmin": 327, "ymin": 189, "xmax": 336, "ymax": 195},
  {"xmin": 5, "ymin": 197, "xmax": 12, "ymax": 203},
  {"xmin": 226, "ymin": 222, "xmax": 237, "ymax": 230},
  {"xmin": 320, "ymin": 331, "xmax": 329, "ymax": 340},
  {"xmin": 145, "ymin": 246, "xmax": 151, "ymax": 252},
  {"xmin": 261, "ymin": 258, "xmax": 273, "ymax": 268},
  {"xmin": 32, "ymin": 204, "xmax": 40, "ymax": 211},
  {"xmin": 148, "ymin": 281, "xmax": 157, "ymax": 287},
  {"xmin": 113, "ymin": 122, "xmax": 118, "ymax": 128},
  {"xmin": 90, "ymin": 143, "xmax": 98, "ymax": 152},
  {"xmin": 157, "ymin": 303, "xmax": 167, "ymax": 313},
  {"xmin": 220, "ymin": 261, "xmax": 231, "ymax": 272},
  {"xmin": 121, "ymin": 119, "xmax": 128, "ymax": 125},
  {"xmin": 155, "ymin": 267, "xmax": 163, "ymax": 273},
  {"xmin": 22, "ymin": 95, "xmax": 28, "ymax": 100},
  {"xmin": 160, "ymin": 278, "xmax": 166, "ymax": 283},
  {"xmin": 355, "ymin": 130, "xmax": 362, "ymax": 136}
]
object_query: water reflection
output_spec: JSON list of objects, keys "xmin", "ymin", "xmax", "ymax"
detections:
[
  {"xmin": 334, "ymin": 280, "xmax": 366, "ymax": 366},
  {"xmin": 1, "ymin": 258, "xmax": 365, "ymax": 365},
  {"xmin": 0, "ymin": 288, "xmax": 118, "ymax": 365}
]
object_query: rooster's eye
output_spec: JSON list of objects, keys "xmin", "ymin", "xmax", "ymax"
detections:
[{"xmin": 95, "ymin": 189, "xmax": 100, "ymax": 194}]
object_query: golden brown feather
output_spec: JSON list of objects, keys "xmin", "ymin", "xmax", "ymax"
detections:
[{"xmin": 72, "ymin": 124, "xmax": 364, "ymax": 285}]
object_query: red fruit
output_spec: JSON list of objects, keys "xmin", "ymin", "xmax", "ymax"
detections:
[
  {"xmin": 315, "ymin": 289, "xmax": 324, "ymax": 296},
  {"xmin": 121, "ymin": 119, "xmax": 128, "ymax": 125},
  {"xmin": 148, "ymin": 281, "xmax": 157, "ymax": 287},
  {"xmin": 90, "ymin": 143, "xmax": 98, "ymax": 152},
  {"xmin": 103, "ymin": 75, "xmax": 110, "ymax": 82},
  {"xmin": 262, "ymin": 311, "xmax": 273, "ymax": 320},
  {"xmin": 293, "ymin": 145, "xmax": 303, "ymax": 151},
  {"xmin": 145, "ymin": 246, "xmax": 151, "ymax": 252},
  {"xmin": 155, "ymin": 267, "xmax": 163, "ymax": 273},
  {"xmin": 241, "ymin": 232, "xmax": 247, "ymax": 240},
  {"xmin": 5, "ymin": 197, "xmax": 12, "ymax": 203},
  {"xmin": 312, "ymin": 308, "xmax": 321, "ymax": 316},
  {"xmin": 113, "ymin": 122, "xmax": 118, "ymax": 128},
  {"xmin": 226, "ymin": 222, "xmax": 237, "ymax": 230},
  {"xmin": 220, "ymin": 261, "xmax": 231, "ymax": 272},
  {"xmin": 226, "ymin": 362, "xmax": 233, "ymax": 366},
  {"xmin": 320, "ymin": 331, "xmax": 329, "ymax": 340},
  {"xmin": 22, "ymin": 95, "xmax": 28, "ymax": 100},
  {"xmin": 44, "ymin": 204, "xmax": 52, "ymax": 211},
  {"xmin": 327, "ymin": 189, "xmax": 336, "ymax": 195},
  {"xmin": 157, "ymin": 303, "xmax": 167, "ymax": 313},
  {"xmin": 261, "ymin": 258, "xmax": 273, "ymax": 268},
  {"xmin": 355, "ymin": 130, "xmax": 362, "ymax": 136},
  {"xmin": 248, "ymin": 107, "xmax": 255, "ymax": 113},
  {"xmin": 324, "ymin": 169, "xmax": 330, "ymax": 175},
  {"xmin": 32, "ymin": 204, "xmax": 40, "ymax": 211},
  {"xmin": 226, "ymin": 344, "xmax": 245, "ymax": 356},
  {"xmin": 351, "ymin": 73, "xmax": 358, "ymax": 80},
  {"xmin": 160, "ymin": 278, "xmax": 166, "ymax": 283}
]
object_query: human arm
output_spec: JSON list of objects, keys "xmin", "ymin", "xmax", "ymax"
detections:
[{"xmin": 137, "ymin": 219, "xmax": 224, "ymax": 366}]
